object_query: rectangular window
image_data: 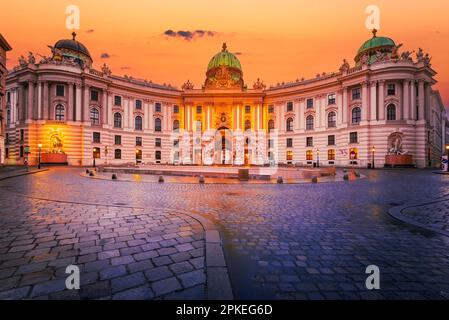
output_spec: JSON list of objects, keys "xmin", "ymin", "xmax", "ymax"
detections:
[
  {"xmin": 173, "ymin": 105, "xmax": 179, "ymax": 114},
  {"xmin": 286, "ymin": 151, "xmax": 294, "ymax": 161},
  {"xmin": 5, "ymin": 148, "xmax": 9, "ymax": 159},
  {"xmin": 93, "ymin": 132, "xmax": 101, "ymax": 143},
  {"xmin": 114, "ymin": 96, "xmax": 122, "ymax": 106},
  {"xmin": 268, "ymin": 105, "xmax": 274, "ymax": 113},
  {"xmin": 268, "ymin": 139, "xmax": 274, "ymax": 149},
  {"xmin": 56, "ymin": 85, "xmax": 65, "ymax": 97},
  {"xmin": 286, "ymin": 138, "xmax": 293, "ymax": 148},
  {"xmin": 135, "ymin": 100, "xmax": 142, "ymax": 109},
  {"xmin": 287, "ymin": 102, "xmax": 294, "ymax": 112},
  {"xmin": 328, "ymin": 94, "xmax": 336, "ymax": 105},
  {"xmin": 306, "ymin": 99, "xmax": 314, "ymax": 109},
  {"xmin": 196, "ymin": 106, "xmax": 202, "ymax": 114},
  {"xmin": 155, "ymin": 138, "xmax": 161, "ymax": 147},
  {"xmin": 114, "ymin": 135, "xmax": 121, "ymax": 145},
  {"xmin": 306, "ymin": 137, "xmax": 313, "ymax": 147},
  {"xmin": 136, "ymin": 137, "xmax": 142, "ymax": 146},
  {"xmin": 245, "ymin": 105, "xmax": 251, "ymax": 114},
  {"xmin": 350, "ymin": 148, "xmax": 359, "ymax": 160},
  {"xmin": 114, "ymin": 149, "xmax": 122, "ymax": 159},
  {"xmin": 20, "ymin": 146, "xmax": 24, "ymax": 158},
  {"xmin": 328, "ymin": 149, "xmax": 336, "ymax": 161},
  {"xmin": 352, "ymin": 88, "xmax": 361, "ymax": 100},
  {"xmin": 155, "ymin": 103, "xmax": 162, "ymax": 113},
  {"xmin": 155, "ymin": 151, "xmax": 162, "ymax": 160},
  {"xmin": 5, "ymin": 133, "xmax": 9, "ymax": 145},
  {"xmin": 350, "ymin": 132, "xmax": 358, "ymax": 144},
  {"xmin": 328, "ymin": 135, "xmax": 335, "ymax": 146},
  {"xmin": 20, "ymin": 129, "xmax": 24, "ymax": 141},
  {"xmin": 387, "ymin": 84, "xmax": 396, "ymax": 96},
  {"xmin": 306, "ymin": 150, "xmax": 313, "ymax": 161},
  {"xmin": 90, "ymin": 90, "xmax": 99, "ymax": 101}
]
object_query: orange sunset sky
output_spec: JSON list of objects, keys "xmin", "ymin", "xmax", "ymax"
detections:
[{"xmin": 2, "ymin": 0, "xmax": 449, "ymax": 108}]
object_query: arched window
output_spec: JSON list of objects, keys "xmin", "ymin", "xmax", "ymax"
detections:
[
  {"xmin": 114, "ymin": 149, "xmax": 122, "ymax": 159},
  {"xmin": 55, "ymin": 105, "xmax": 65, "ymax": 121},
  {"xmin": 286, "ymin": 118, "xmax": 294, "ymax": 132},
  {"xmin": 352, "ymin": 107, "xmax": 361, "ymax": 124},
  {"xmin": 155, "ymin": 118, "xmax": 162, "ymax": 132},
  {"xmin": 245, "ymin": 120, "xmax": 251, "ymax": 131},
  {"xmin": 135, "ymin": 116, "xmax": 143, "ymax": 130},
  {"xmin": 114, "ymin": 112, "xmax": 122, "ymax": 128},
  {"xmin": 268, "ymin": 119, "xmax": 275, "ymax": 132},
  {"xmin": 327, "ymin": 111, "xmax": 336, "ymax": 128},
  {"xmin": 173, "ymin": 120, "xmax": 180, "ymax": 131},
  {"xmin": 90, "ymin": 108, "xmax": 99, "ymax": 125},
  {"xmin": 387, "ymin": 104, "xmax": 396, "ymax": 121},
  {"xmin": 306, "ymin": 115, "xmax": 314, "ymax": 130}
]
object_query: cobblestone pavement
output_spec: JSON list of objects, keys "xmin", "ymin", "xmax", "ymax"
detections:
[
  {"xmin": 0, "ymin": 191, "xmax": 206, "ymax": 300},
  {"xmin": 399, "ymin": 198, "xmax": 449, "ymax": 236},
  {"xmin": 1, "ymin": 167, "xmax": 449, "ymax": 300}
]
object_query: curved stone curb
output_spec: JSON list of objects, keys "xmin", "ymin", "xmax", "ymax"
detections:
[
  {"xmin": 0, "ymin": 168, "xmax": 49, "ymax": 181},
  {"xmin": 388, "ymin": 196, "xmax": 449, "ymax": 238},
  {"xmin": 0, "ymin": 187, "xmax": 234, "ymax": 300}
]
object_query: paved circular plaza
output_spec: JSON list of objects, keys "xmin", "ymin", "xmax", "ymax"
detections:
[{"xmin": 1, "ymin": 167, "xmax": 449, "ymax": 300}]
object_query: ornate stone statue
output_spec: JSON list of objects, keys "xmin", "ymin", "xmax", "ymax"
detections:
[
  {"xmin": 253, "ymin": 78, "xmax": 266, "ymax": 90},
  {"xmin": 423, "ymin": 53, "xmax": 432, "ymax": 66},
  {"xmin": 400, "ymin": 50, "xmax": 413, "ymax": 61},
  {"xmin": 181, "ymin": 80, "xmax": 194, "ymax": 90},
  {"xmin": 27, "ymin": 52, "xmax": 36, "ymax": 64},
  {"xmin": 18, "ymin": 55, "xmax": 27, "ymax": 67},
  {"xmin": 101, "ymin": 63, "xmax": 112, "ymax": 76},
  {"xmin": 416, "ymin": 48, "xmax": 424, "ymax": 62},
  {"xmin": 390, "ymin": 44, "xmax": 403, "ymax": 60},
  {"xmin": 388, "ymin": 132, "xmax": 407, "ymax": 155},
  {"xmin": 339, "ymin": 59, "xmax": 350, "ymax": 72}
]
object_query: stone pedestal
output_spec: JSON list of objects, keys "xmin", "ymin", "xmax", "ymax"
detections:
[
  {"xmin": 41, "ymin": 153, "xmax": 68, "ymax": 164},
  {"xmin": 385, "ymin": 154, "xmax": 414, "ymax": 167}
]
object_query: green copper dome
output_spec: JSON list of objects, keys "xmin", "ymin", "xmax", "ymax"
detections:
[
  {"xmin": 357, "ymin": 30, "xmax": 395, "ymax": 55},
  {"xmin": 207, "ymin": 43, "xmax": 242, "ymax": 71}
]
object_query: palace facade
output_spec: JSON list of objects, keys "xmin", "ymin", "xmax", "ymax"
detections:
[
  {"xmin": 0, "ymin": 34, "xmax": 12, "ymax": 164},
  {"xmin": 3, "ymin": 30, "xmax": 446, "ymax": 168}
]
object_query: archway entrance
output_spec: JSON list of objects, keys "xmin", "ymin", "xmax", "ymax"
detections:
[{"xmin": 215, "ymin": 127, "xmax": 233, "ymax": 165}]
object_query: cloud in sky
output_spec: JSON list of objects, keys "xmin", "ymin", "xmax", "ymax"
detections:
[
  {"xmin": 234, "ymin": 52, "xmax": 243, "ymax": 56},
  {"xmin": 163, "ymin": 29, "xmax": 218, "ymax": 41},
  {"xmin": 85, "ymin": 29, "xmax": 95, "ymax": 34},
  {"xmin": 100, "ymin": 53, "xmax": 111, "ymax": 59}
]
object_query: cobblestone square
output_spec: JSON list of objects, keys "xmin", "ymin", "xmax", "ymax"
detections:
[{"xmin": 1, "ymin": 167, "xmax": 449, "ymax": 300}]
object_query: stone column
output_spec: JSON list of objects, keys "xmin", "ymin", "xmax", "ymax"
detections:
[
  {"xmin": 83, "ymin": 85, "xmax": 90, "ymax": 122},
  {"xmin": 418, "ymin": 80, "xmax": 425, "ymax": 120},
  {"xmin": 425, "ymin": 83, "xmax": 431, "ymax": 121},
  {"xmin": 75, "ymin": 84, "xmax": 81, "ymax": 121},
  {"xmin": 280, "ymin": 104, "xmax": 285, "ymax": 131},
  {"xmin": 369, "ymin": 81, "xmax": 377, "ymax": 121},
  {"xmin": 107, "ymin": 92, "xmax": 113, "ymax": 126},
  {"xmin": 320, "ymin": 96, "xmax": 326, "ymax": 128},
  {"xmin": 102, "ymin": 90, "xmax": 107, "ymax": 125},
  {"xmin": 67, "ymin": 83, "xmax": 74, "ymax": 121},
  {"xmin": 342, "ymin": 87, "xmax": 348, "ymax": 124},
  {"xmin": 144, "ymin": 102, "xmax": 149, "ymax": 129},
  {"xmin": 403, "ymin": 80, "xmax": 410, "ymax": 120},
  {"xmin": 294, "ymin": 101, "xmax": 300, "ymax": 130},
  {"xmin": 123, "ymin": 98, "xmax": 129, "ymax": 129},
  {"xmin": 410, "ymin": 82, "xmax": 417, "ymax": 120},
  {"xmin": 10, "ymin": 88, "xmax": 16, "ymax": 125},
  {"xmin": 378, "ymin": 81, "xmax": 385, "ymax": 120},
  {"xmin": 337, "ymin": 90, "xmax": 343, "ymax": 125},
  {"xmin": 129, "ymin": 99, "xmax": 134, "ymax": 129},
  {"xmin": 299, "ymin": 99, "xmax": 305, "ymax": 130},
  {"xmin": 27, "ymin": 81, "xmax": 34, "ymax": 120},
  {"xmin": 37, "ymin": 82, "xmax": 42, "ymax": 120},
  {"xmin": 42, "ymin": 82, "xmax": 49, "ymax": 120},
  {"xmin": 149, "ymin": 102, "xmax": 154, "ymax": 131},
  {"xmin": 361, "ymin": 82, "xmax": 368, "ymax": 121}
]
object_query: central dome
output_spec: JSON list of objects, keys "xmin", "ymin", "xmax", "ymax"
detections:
[{"xmin": 207, "ymin": 43, "xmax": 242, "ymax": 71}]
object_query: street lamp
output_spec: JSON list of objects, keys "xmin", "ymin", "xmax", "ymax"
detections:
[
  {"xmin": 38, "ymin": 143, "xmax": 42, "ymax": 169},
  {"xmin": 93, "ymin": 147, "xmax": 96, "ymax": 168},
  {"xmin": 446, "ymin": 145, "xmax": 449, "ymax": 172},
  {"xmin": 316, "ymin": 149, "xmax": 320, "ymax": 168},
  {"xmin": 372, "ymin": 146, "xmax": 376, "ymax": 169}
]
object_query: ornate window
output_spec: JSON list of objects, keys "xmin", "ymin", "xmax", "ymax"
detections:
[
  {"xmin": 135, "ymin": 116, "xmax": 143, "ymax": 130},
  {"xmin": 155, "ymin": 118, "xmax": 162, "ymax": 132},
  {"xmin": 56, "ymin": 85, "xmax": 65, "ymax": 97},
  {"xmin": 268, "ymin": 119, "xmax": 275, "ymax": 132},
  {"xmin": 352, "ymin": 107, "xmax": 361, "ymax": 124},
  {"xmin": 90, "ymin": 90, "xmax": 99, "ymax": 101},
  {"xmin": 114, "ymin": 112, "xmax": 122, "ymax": 128},
  {"xmin": 287, "ymin": 102, "xmax": 293, "ymax": 112},
  {"xmin": 114, "ymin": 149, "xmax": 121, "ymax": 159},
  {"xmin": 328, "ymin": 94, "xmax": 336, "ymax": 105},
  {"xmin": 245, "ymin": 105, "xmax": 251, "ymax": 114},
  {"xmin": 387, "ymin": 84, "xmax": 396, "ymax": 96},
  {"xmin": 155, "ymin": 103, "xmax": 162, "ymax": 113},
  {"xmin": 90, "ymin": 108, "xmax": 100, "ymax": 125},
  {"xmin": 306, "ymin": 99, "xmax": 314, "ymax": 109},
  {"xmin": 55, "ymin": 105, "xmax": 65, "ymax": 121},
  {"xmin": 114, "ymin": 96, "xmax": 122, "ymax": 106},
  {"xmin": 135, "ymin": 100, "xmax": 142, "ymax": 110},
  {"xmin": 245, "ymin": 120, "xmax": 251, "ymax": 131},
  {"xmin": 387, "ymin": 104, "xmax": 396, "ymax": 121},
  {"xmin": 352, "ymin": 88, "xmax": 361, "ymax": 100},
  {"xmin": 306, "ymin": 115, "xmax": 314, "ymax": 130},
  {"xmin": 286, "ymin": 118, "xmax": 294, "ymax": 132},
  {"xmin": 173, "ymin": 120, "xmax": 180, "ymax": 131},
  {"xmin": 327, "ymin": 111, "xmax": 336, "ymax": 128}
]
